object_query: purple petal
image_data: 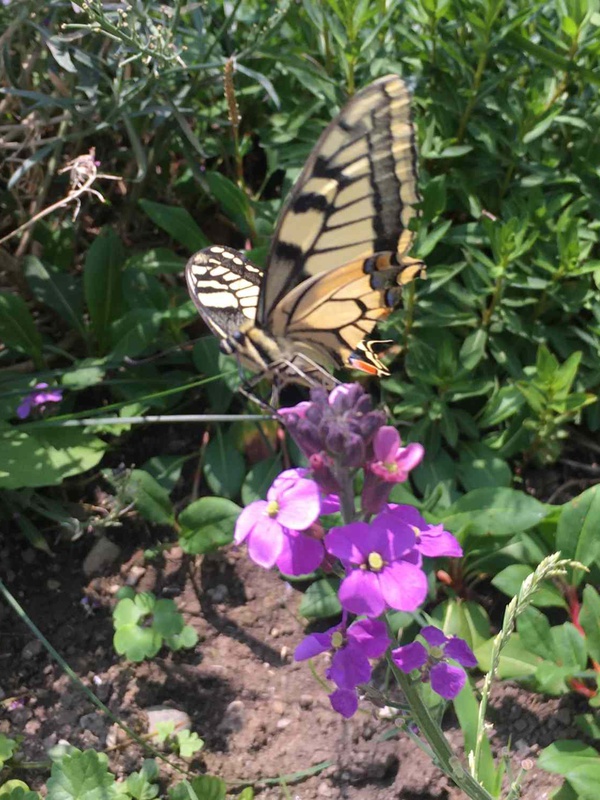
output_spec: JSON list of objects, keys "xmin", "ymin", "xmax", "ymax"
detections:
[
  {"xmin": 347, "ymin": 619, "xmax": 390, "ymax": 658},
  {"xmin": 338, "ymin": 569, "xmax": 385, "ymax": 617},
  {"xmin": 277, "ymin": 401, "xmax": 311, "ymax": 419},
  {"xmin": 16, "ymin": 397, "xmax": 32, "ymax": 419},
  {"xmin": 247, "ymin": 518, "xmax": 284, "ymax": 568},
  {"xmin": 385, "ymin": 504, "xmax": 428, "ymax": 530},
  {"xmin": 430, "ymin": 662, "xmax": 466, "ymax": 699},
  {"xmin": 329, "ymin": 688, "xmax": 358, "ymax": 718},
  {"xmin": 396, "ymin": 443, "xmax": 425, "ymax": 473},
  {"xmin": 270, "ymin": 472, "xmax": 321, "ymax": 530},
  {"xmin": 371, "ymin": 513, "xmax": 416, "ymax": 559},
  {"xmin": 445, "ymin": 637, "xmax": 477, "ymax": 667},
  {"xmin": 373, "ymin": 426, "xmax": 400, "ymax": 462},
  {"xmin": 294, "ymin": 629, "xmax": 336, "ymax": 661},
  {"xmin": 417, "ymin": 525, "xmax": 463, "ymax": 558},
  {"xmin": 420, "ymin": 626, "xmax": 448, "ymax": 648},
  {"xmin": 325, "ymin": 522, "xmax": 370, "ymax": 564},
  {"xmin": 276, "ymin": 530, "xmax": 324, "ymax": 576},
  {"xmin": 378, "ymin": 560, "xmax": 428, "ymax": 612},
  {"xmin": 234, "ymin": 501, "xmax": 268, "ymax": 544},
  {"xmin": 391, "ymin": 641, "xmax": 428, "ymax": 673},
  {"xmin": 329, "ymin": 645, "xmax": 371, "ymax": 689},
  {"xmin": 321, "ymin": 493, "xmax": 340, "ymax": 515}
]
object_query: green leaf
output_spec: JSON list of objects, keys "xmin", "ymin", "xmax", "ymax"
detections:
[
  {"xmin": 186, "ymin": 777, "xmax": 226, "ymax": 800},
  {"xmin": 178, "ymin": 496, "xmax": 241, "ymax": 554},
  {"xmin": 0, "ymin": 735, "xmax": 18, "ymax": 768},
  {"xmin": 83, "ymin": 228, "xmax": 125, "ymax": 354},
  {"xmin": 24, "ymin": 257, "xmax": 86, "ymax": 338},
  {"xmin": 0, "ymin": 783, "xmax": 40, "ymax": 800},
  {"xmin": 0, "ymin": 426, "xmax": 106, "ymax": 489},
  {"xmin": 298, "ymin": 579, "xmax": 341, "ymax": 619},
  {"xmin": 475, "ymin": 634, "xmax": 540, "ymax": 678},
  {"xmin": 60, "ymin": 361, "xmax": 106, "ymax": 390},
  {"xmin": 459, "ymin": 329, "xmax": 487, "ymax": 370},
  {"xmin": 174, "ymin": 730, "xmax": 204, "ymax": 758},
  {"xmin": 123, "ymin": 469, "xmax": 175, "ymax": 525},
  {"xmin": 204, "ymin": 172, "xmax": 252, "ymax": 237},
  {"xmin": 124, "ymin": 761, "xmax": 159, "ymax": 800},
  {"xmin": 556, "ymin": 485, "xmax": 600, "ymax": 584},
  {"xmin": 453, "ymin": 682, "xmax": 501, "ymax": 796},
  {"xmin": 141, "ymin": 455, "xmax": 183, "ymax": 493},
  {"xmin": 241, "ymin": 456, "xmax": 282, "ymax": 505},
  {"xmin": 538, "ymin": 740, "xmax": 600, "ymax": 775},
  {"xmin": 580, "ymin": 585, "xmax": 600, "ymax": 663},
  {"xmin": 568, "ymin": 763, "xmax": 600, "ymax": 799},
  {"xmin": 113, "ymin": 624, "xmax": 161, "ymax": 662},
  {"xmin": 0, "ymin": 292, "xmax": 43, "ymax": 366},
  {"xmin": 113, "ymin": 597, "xmax": 147, "ymax": 627},
  {"xmin": 152, "ymin": 599, "xmax": 184, "ymax": 638},
  {"xmin": 443, "ymin": 488, "xmax": 548, "ymax": 537},
  {"xmin": 516, "ymin": 607, "xmax": 556, "ymax": 660},
  {"xmin": 166, "ymin": 625, "xmax": 199, "ymax": 651},
  {"xmin": 139, "ymin": 200, "xmax": 210, "ymax": 252},
  {"xmin": 492, "ymin": 565, "xmax": 567, "ymax": 609},
  {"xmin": 46, "ymin": 749, "xmax": 117, "ymax": 800},
  {"xmin": 109, "ymin": 309, "xmax": 163, "ymax": 360},
  {"xmin": 124, "ymin": 248, "xmax": 185, "ymax": 275},
  {"xmin": 550, "ymin": 622, "xmax": 587, "ymax": 670},
  {"xmin": 457, "ymin": 442, "xmax": 511, "ymax": 491},
  {"xmin": 430, "ymin": 599, "xmax": 491, "ymax": 651},
  {"xmin": 203, "ymin": 431, "xmax": 245, "ymax": 499}
]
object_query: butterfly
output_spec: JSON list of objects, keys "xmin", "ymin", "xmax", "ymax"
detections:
[{"xmin": 185, "ymin": 74, "xmax": 425, "ymax": 396}]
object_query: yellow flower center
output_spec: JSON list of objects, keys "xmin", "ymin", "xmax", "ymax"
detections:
[
  {"xmin": 367, "ymin": 552, "xmax": 384, "ymax": 572},
  {"xmin": 331, "ymin": 631, "xmax": 344, "ymax": 649},
  {"xmin": 430, "ymin": 646, "xmax": 444, "ymax": 660},
  {"xmin": 266, "ymin": 500, "xmax": 279, "ymax": 518},
  {"xmin": 384, "ymin": 461, "xmax": 398, "ymax": 473}
]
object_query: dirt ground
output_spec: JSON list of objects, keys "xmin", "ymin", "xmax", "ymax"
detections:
[{"xmin": 0, "ymin": 528, "xmax": 589, "ymax": 800}]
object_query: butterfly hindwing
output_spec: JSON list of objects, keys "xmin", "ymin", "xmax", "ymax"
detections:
[{"xmin": 258, "ymin": 74, "xmax": 420, "ymax": 326}]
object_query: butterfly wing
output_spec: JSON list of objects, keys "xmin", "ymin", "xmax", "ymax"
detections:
[
  {"xmin": 270, "ymin": 253, "xmax": 425, "ymax": 374},
  {"xmin": 185, "ymin": 245, "xmax": 261, "ymax": 340},
  {"xmin": 258, "ymin": 74, "xmax": 420, "ymax": 326}
]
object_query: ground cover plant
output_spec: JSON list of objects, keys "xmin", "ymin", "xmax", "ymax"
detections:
[{"xmin": 1, "ymin": 0, "xmax": 600, "ymax": 798}]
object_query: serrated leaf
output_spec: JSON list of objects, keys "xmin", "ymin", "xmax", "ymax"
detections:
[{"xmin": 46, "ymin": 750, "xmax": 117, "ymax": 800}]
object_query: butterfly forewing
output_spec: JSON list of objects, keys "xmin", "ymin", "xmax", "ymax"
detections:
[
  {"xmin": 185, "ymin": 246, "xmax": 261, "ymax": 339},
  {"xmin": 258, "ymin": 75, "xmax": 420, "ymax": 326}
]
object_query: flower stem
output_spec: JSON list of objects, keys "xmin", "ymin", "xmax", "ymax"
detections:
[{"xmin": 389, "ymin": 661, "xmax": 495, "ymax": 800}]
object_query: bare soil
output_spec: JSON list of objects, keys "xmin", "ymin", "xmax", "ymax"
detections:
[{"xmin": 0, "ymin": 530, "xmax": 587, "ymax": 800}]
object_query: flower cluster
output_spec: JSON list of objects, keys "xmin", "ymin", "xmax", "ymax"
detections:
[{"xmin": 234, "ymin": 384, "xmax": 474, "ymax": 717}]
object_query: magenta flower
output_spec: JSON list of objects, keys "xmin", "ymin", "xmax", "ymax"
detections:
[
  {"xmin": 276, "ymin": 525, "xmax": 325, "ymax": 576},
  {"xmin": 382, "ymin": 504, "xmax": 462, "ymax": 558},
  {"xmin": 295, "ymin": 618, "xmax": 390, "ymax": 718},
  {"xmin": 16, "ymin": 382, "xmax": 63, "ymax": 419},
  {"xmin": 234, "ymin": 469, "xmax": 321, "ymax": 568},
  {"xmin": 325, "ymin": 514, "xmax": 428, "ymax": 616},
  {"xmin": 391, "ymin": 626, "xmax": 477, "ymax": 700},
  {"xmin": 369, "ymin": 427, "xmax": 424, "ymax": 482}
]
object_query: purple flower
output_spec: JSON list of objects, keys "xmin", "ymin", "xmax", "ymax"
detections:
[
  {"xmin": 369, "ymin": 427, "xmax": 424, "ymax": 482},
  {"xmin": 276, "ymin": 525, "xmax": 325, "ymax": 576},
  {"xmin": 325, "ymin": 514, "xmax": 428, "ymax": 616},
  {"xmin": 234, "ymin": 469, "xmax": 321, "ymax": 568},
  {"xmin": 16, "ymin": 382, "xmax": 63, "ymax": 419},
  {"xmin": 391, "ymin": 625, "xmax": 477, "ymax": 700},
  {"xmin": 382, "ymin": 504, "xmax": 462, "ymax": 558},
  {"xmin": 295, "ymin": 618, "xmax": 390, "ymax": 718}
]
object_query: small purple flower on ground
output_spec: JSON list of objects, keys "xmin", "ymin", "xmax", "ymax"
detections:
[
  {"xmin": 295, "ymin": 618, "xmax": 390, "ymax": 718},
  {"xmin": 234, "ymin": 469, "xmax": 321, "ymax": 569},
  {"xmin": 382, "ymin": 504, "xmax": 463, "ymax": 558},
  {"xmin": 325, "ymin": 514, "xmax": 428, "ymax": 616},
  {"xmin": 16, "ymin": 382, "xmax": 63, "ymax": 419},
  {"xmin": 391, "ymin": 625, "xmax": 477, "ymax": 700}
]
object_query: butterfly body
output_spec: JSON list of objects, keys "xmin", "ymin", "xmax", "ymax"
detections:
[{"xmin": 186, "ymin": 75, "xmax": 425, "ymax": 392}]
